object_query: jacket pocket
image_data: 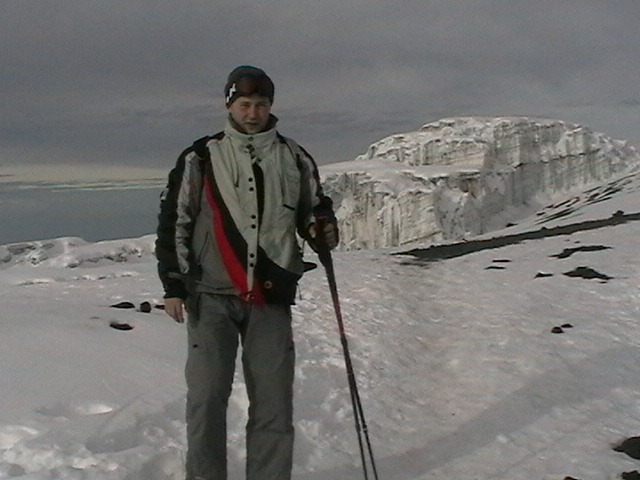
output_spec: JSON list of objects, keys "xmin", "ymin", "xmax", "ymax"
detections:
[
  {"xmin": 281, "ymin": 160, "xmax": 301, "ymax": 214},
  {"xmin": 256, "ymin": 252, "xmax": 302, "ymax": 305}
]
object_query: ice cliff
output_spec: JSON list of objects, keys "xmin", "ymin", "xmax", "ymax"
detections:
[{"xmin": 320, "ymin": 117, "xmax": 640, "ymax": 250}]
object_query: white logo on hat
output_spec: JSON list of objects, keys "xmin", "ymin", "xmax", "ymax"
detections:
[{"xmin": 226, "ymin": 83, "xmax": 237, "ymax": 104}]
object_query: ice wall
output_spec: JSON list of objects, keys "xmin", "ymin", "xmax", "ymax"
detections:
[{"xmin": 320, "ymin": 117, "xmax": 640, "ymax": 250}]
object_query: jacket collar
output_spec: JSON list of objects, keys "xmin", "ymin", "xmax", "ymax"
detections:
[{"xmin": 225, "ymin": 114, "xmax": 279, "ymax": 150}]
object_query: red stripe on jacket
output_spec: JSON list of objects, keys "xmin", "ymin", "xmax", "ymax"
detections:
[{"xmin": 203, "ymin": 174, "xmax": 265, "ymax": 304}]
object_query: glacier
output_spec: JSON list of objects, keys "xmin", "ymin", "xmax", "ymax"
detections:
[{"xmin": 320, "ymin": 117, "xmax": 640, "ymax": 250}]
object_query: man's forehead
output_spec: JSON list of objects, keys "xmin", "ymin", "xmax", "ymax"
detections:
[{"xmin": 232, "ymin": 94, "xmax": 272, "ymax": 105}]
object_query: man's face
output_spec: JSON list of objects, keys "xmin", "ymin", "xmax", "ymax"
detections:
[{"xmin": 227, "ymin": 94, "xmax": 272, "ymax": 134}]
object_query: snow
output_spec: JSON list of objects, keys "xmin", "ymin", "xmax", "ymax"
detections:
[{"xmin": 4, "ymin": 163, "xmax": 640, "ymax": 478}]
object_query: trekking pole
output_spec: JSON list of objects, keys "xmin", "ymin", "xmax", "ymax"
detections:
[{"xmin": 315, "ymin": 219, "xmax": 380, "ymax": 480}]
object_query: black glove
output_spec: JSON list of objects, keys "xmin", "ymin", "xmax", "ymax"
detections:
[
  {"xmin": 308, "ymin": 196, "xmax": 339, "ymax": 252},
  {"xmin": 309, "ymin": 217, "xmax": 339, "ymax": 252}
]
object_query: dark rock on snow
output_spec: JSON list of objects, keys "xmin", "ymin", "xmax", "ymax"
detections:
[
  {"xmin": 563, "ymin": 266, "xmax": 612, "ymax": 281},
  {"xmin": 109, "ymin": 321, "xmax": 134, "ymax": 331},
  {"xmin": 535, "ymin": 272, "xmax": 553, "ymax": 278},
  {"xmin": 110, "ymin": 301, "xmax": 136, "ymax": 309},
  {"xmin": 614, "ymin": 436, "xmax": 640, "ymax": 459}
]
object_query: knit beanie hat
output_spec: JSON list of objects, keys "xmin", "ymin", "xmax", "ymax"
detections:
[{"xmin": 224, "ymin": 65, "xmax": 274, "ymax": 106}]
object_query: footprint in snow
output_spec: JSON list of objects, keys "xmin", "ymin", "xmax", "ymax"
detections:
[{"xmin": 36, "ymin": 401, "xmax": 114, "ymax": 419}]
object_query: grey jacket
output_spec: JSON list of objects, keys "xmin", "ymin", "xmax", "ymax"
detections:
[{"xmin": 156, "ymin": 116, "xmax": 334, "ymax": 305}]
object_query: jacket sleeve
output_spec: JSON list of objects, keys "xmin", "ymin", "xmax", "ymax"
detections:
[
  {"xmin": 155, "ymin": 149, "xmax": 191, "ymax": 300},
  {"xmin": 295, "ymin": 145, "xmax": 337, "ymax": 243}
]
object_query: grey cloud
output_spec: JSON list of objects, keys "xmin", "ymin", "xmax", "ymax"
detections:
[{"xmin": 1, "ymin": 0, "xmax": 639, "ymax": 169}]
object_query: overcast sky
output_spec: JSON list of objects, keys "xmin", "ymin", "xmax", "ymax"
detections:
[{"xmin": 1, "ymin": 1, "xmax": 639, "ymax": 172}]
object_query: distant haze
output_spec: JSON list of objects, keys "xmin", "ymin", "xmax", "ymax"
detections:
[{"xmin": 0, "ymin": 166, "xmax": 167, "ymax": 244}]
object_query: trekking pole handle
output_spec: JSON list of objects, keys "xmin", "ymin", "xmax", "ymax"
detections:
[{"xmin": 313, "ymin": 216, "xmax": 332, "ymax": 266}]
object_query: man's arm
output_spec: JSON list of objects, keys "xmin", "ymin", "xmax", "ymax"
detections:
[
  {"xmin": 155, "ymin": 153, "xmax": 190, "ymax": 301},
  {"xmin": 294, "ymin": 145, "xmax": 339, "ymax": 251},
  {"xmin": 156, "ymin": 136, "xmax": 213, "ymax": 322}
]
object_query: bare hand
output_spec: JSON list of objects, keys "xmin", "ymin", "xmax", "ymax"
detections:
[{"xmin": 164, "ymin": 297, "xmax": 185, "ymax": 323}]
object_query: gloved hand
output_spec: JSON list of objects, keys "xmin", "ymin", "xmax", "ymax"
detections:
[{"xmin": 309, "ymin": 217, "xmax": 339, "ymax": 251}]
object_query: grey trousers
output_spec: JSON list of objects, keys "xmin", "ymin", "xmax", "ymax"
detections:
[{"xmin": 185, "ymin": 294, "xmax": 295, "ymax": 480}]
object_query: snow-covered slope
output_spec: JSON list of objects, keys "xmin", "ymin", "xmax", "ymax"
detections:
[
  {"xmin": 321, "ymin": 117, "xmax": 640, "ymax": 250},
  {"xmin": 0, "ymin": 236, "xmax": 156, "ymax": 269},
  {"xmin": 3, "ymin": 169, "xmax": 640, "ymax": 479}
]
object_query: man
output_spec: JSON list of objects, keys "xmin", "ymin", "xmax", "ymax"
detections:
[{"xmin": 155, "ymin": 65, "xmax": 338, "ymax": 480}]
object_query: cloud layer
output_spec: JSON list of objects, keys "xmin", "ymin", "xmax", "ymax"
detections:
[{"xmin": 1, "ymin": 1, "xmax": 639, "ymax": 169}]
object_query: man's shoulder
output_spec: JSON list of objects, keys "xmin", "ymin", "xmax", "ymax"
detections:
[
  {"xmin": 183, "ymin": 132, "xmax": 225, "ymax": 160},
  {"xmin": 276, "ymin": 133, "xmax": 308, "ymax": 156},
  {"xmin": 276, "ymin": 132, "xmax": 300, "ymax": 146}
]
